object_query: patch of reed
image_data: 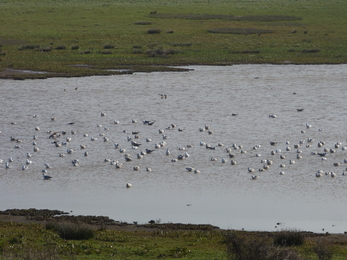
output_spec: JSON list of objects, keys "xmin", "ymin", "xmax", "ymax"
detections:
[
  {"xmin": 273, "ymin": 229, "xmax": 305, "ymax": 247},
  {"xmin": 45, "ymin": 221, "xmax": 95, "ymax": 240}
]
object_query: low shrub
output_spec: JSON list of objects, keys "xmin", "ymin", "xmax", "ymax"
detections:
[
  {"xmin": 133, "ymin": 49, "xmax": 143, "ymax": 54},
  {"xmin": 173, "ymin": 42, "xmax": 191, "ymax": 47},
  {"xmin": 225, "ymin": 231, "xmax": 303, "ymax": 260},
  {"xmin": 147, "ymin": 28, "xmax": 161, "ymax": 34},
  {"xmin": 313, "ymin": 239, "xmax": 334, "ymax": 260},
  {"xmin": 230, "ymin": 50, "xmax": 261, "ymax": 54},
  {"xmin": 55, "ymin": 45, "xmax": 67, "ymax": 50},
  {"xmin": 0, "ymin": 52, "xmax": 6, "ymax": 56},
  {"xmin": 226, "ymin": 231, "xmax": 271, "ymax": 260},
  {"xmin": 166, "ymin": 30, "xmax": 174, "ymax": 34},
  {"xmin": 302, "ymin": 48, "xmax": 320, "ymax": 53},
  {"xmin": 135, "ymin": 21, "xmax": 152, "ymax": 25},
  {"xmin": 41, "ymin": 46, "xmax": 52, "ymax": 52},
  {"xmin": 146, "ymin": 48, "xmax": 180, "ymax": 57},
  {"xmin": 80, "ymin": 50, "xmax": 91, "ymax": 54},
  {"xmin": 103, "ymin": 44, "xmax": 115, "ymax": 49},
  {"xmin": 273, "ymin": 230, "xmax": 304, "ymax": 247},
  {"xmin": 46, "ymin": 221, "xmax": 95, "ymax": 240},
  {"xmin": 208, "ymin": 28, "xmax": 273, "ymax": 34},
  {"xmin": 71, "ymin": 45, "xmax": 79, "ymax": 50},
  {"xmin": 18, "ymin": 44, "xmax": 40, "ymax": 50},
  {"xmin": 100, "ymin": 50, "xmax": 112, "ymax": 54}
]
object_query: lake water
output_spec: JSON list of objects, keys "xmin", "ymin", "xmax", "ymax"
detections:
[{"xmin": 1, "ymin": 64, "xmax": 347, "ymax": 233}]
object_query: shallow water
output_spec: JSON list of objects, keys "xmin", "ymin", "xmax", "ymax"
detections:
[{"xmin": 1, "ymin": 64, "xmax": 347, "ymax": 233}]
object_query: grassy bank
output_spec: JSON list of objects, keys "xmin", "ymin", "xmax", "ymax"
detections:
[
  {"xmin": 0, "ymin": 0, "xmax": 346, "ymax": 79},
  {"xmin": 1, "ymin": 219, "xmax": 347, "ymax": 259},
  {"xmin": 0, "ymin": 209, "xmax": 347, "ymax": 259}
]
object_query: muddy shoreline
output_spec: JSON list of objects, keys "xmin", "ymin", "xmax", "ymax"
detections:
[{"xmin": 0, "ymin": 208, "xmax": 220, "ymax": 232}]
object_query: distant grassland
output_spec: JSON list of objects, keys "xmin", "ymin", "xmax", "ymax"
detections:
[{"xmin": 0, "ymin": 0, "xmax": 346, "ymax": 79}]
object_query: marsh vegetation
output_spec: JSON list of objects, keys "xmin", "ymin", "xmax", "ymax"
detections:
[{"xmin": 0, "ymin": 0, "xmax": 346, "ymax": 79}]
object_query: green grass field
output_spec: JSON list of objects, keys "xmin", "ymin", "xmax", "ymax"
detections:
[
  {"xmin": 1, "ymin": 219, "xmax": 347, "ymax": 260},
  {"xmin": 0, "ymin": 0, "xmax": 346, "ymax": 78}
]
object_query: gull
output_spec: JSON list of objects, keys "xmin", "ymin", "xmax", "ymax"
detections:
[
  {"xmin": 159, "ymin": 93, "xmax": 167, "ymax": 99},
  {"xmin": 101, "ymin": 112, "xmax": 106, "ymax": 117},
  {"xmin": 131, "ymin": 141, "xmax": 141, "ymax": 147},
  {"xmin": 133, "ymin": 166, "xmax": 140, "ymax": 171},
  {"xmin": 248, "ymin": 167, "xmax": 255, "ymax": 172},
  {"xmin": 26, "ymin": 159, "xmax": 33, "ymax": 165},
  {"xmin": 166, "ymin": 148, "xmax": 170, "ymax": 155},
  {"xmin": 8, "ymin": 157, "xmax": 14, "ymax": 162},
  {"xmin": 126, "ymin": 183, "xmax": 132, "ymax": 188},
  {"xmin": 43, "ymin": 173, "xmax": 52, "ymax": 180},
  {"xmin": 186, "ymin": 167, "xmax": 194, "ymax": 172},
  {"xmin": 177, "ymin": 154, "xmax": 184, "ymax": 160},
  {"xmin": 146, "ymin": 168, "xmax": 152, "ymax": 172},
  {"xmin": 115, "ymin": 162, "xmax": 123, "ymax": 169},
  {"xmin": 44, "ymin": 163, "xmax": 52, "ymax": 169},
  {"xmin": 5, "ymin": 162, "xmax": 12, "ymax": 169},
  {"xmin": 22, "ymin": 165, "xmax": 28, "ymax": 170},
  {"xmin": 72, "ymin": 159, "xmax": 79, "ymax": 166}
]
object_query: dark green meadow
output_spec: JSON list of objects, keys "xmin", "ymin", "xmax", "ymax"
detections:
[{"xmin": 0, "ymin": 0, "xmax": 346, "ymax": 79}]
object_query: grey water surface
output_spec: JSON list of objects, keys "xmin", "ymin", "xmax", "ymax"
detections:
[{"xmin": 0, "ymin": 64, "xmax": 346, "ymax": 233}]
